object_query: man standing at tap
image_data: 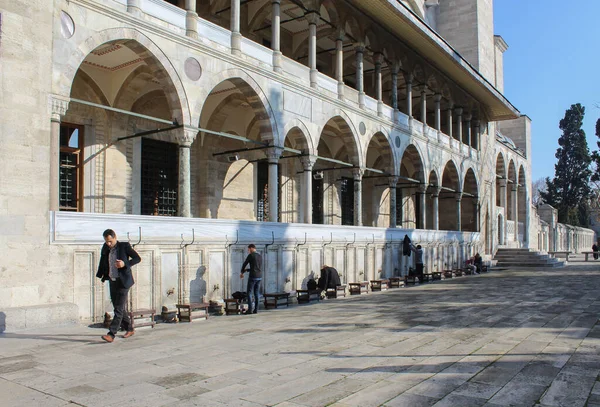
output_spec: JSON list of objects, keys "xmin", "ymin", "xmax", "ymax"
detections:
[
  {"xmin": 410, "ymin": 243, "xmax": 424, "ymax": 283},
  {"xmin": 240, "ymin": 244, "xmax": 263, "ymax": 314}
]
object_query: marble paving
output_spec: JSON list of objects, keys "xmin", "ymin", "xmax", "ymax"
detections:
[{"xmin": 1, "ymin": 256, "xmax": 600, "ymax": 407}]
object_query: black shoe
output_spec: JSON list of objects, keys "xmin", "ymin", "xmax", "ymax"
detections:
[
  {"xmin": 252, "ymin": 310, "xmax": 257, "ymax": 314},
  {"xmin": 243, "ymin": 310, "xmax": 253, "ymax": 315}
]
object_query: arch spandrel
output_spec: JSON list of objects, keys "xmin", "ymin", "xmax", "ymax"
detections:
[{"xmin": 315, "ymin": 112, "xmax": 363, "ymax": 168}]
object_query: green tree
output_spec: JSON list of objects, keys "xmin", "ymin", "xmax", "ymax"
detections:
[{"xmin": 540, "ymin": 103, "xmax": 592, "ymax": 226}]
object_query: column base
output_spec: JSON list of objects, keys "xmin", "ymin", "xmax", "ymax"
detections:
[
  {"xmin": 337, "ymin": 82, "xmax": 345, "ymax": 101},
  {"xmin": 273, "ymin": 51, "xmax": 282, "ymax": 73},
  {"xmin": 358, "ymin": 93, "xmax": 365, "ymax": 110},
  {"xmin": 377, "ymin": 101, "xmax": 383, "ymax": 117},
  {"xmin": 310, "ymin": 69, "xmax": 318, "ymax": 88},
  {"xmin": 231, "ymin": 32, "xmax": 242, "ymax": 56},
  {"xmin": 127, "ymin": 6, "xmax": 143, "ymax": 17},
  {"xmin": 186, "ymin": 11, "xmax": 198, "ymax": 38}
]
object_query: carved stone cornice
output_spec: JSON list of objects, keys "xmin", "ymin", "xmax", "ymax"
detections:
[
  {"xmin": 300, "ymin": 155, "xmax": 317, "ymax": 171},
  {"xmin": 48, "ymin": 95, "xmax": 70, "ymax": 121},
  {"xmin": 353, "ymin": 168, "xmax": 364, "ymax": 181},
  {"xmin": 175, "ymin": 126, "xmax": 198, "ymax": 147}
]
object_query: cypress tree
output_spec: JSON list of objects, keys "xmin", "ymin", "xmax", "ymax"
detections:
[{"xmin": 540, "ymin": 103, "xmax": 591, "ymax": 226}]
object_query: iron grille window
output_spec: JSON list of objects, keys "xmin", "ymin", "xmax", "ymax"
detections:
[
  {"xmin": 312, "ymin": 177, "xmax": 324, "ymax": 224},
  {"xmin": 141, "ymin": 139, "xmax": 178, "ymax": 216},
  {"xmin": 340, "ymin": 177, "xmax": 354, "ymax": 226},
  {"xmin": 396, "ymin": 188, "xmax": 403, "ymax": 227},
  {"xmin": 59, "ymin": 123, "xmax": 83, "ymax": 211},
  {"xmin": 256, "ymin": 161, "xmax": 281, "ymax": 222}
]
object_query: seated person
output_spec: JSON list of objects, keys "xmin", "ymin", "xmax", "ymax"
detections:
[
  {"xmin": 465, "ymin": 257, "xmax": 478, "ymax": 274},
  {"xmin": 318, "ymin": 265, "xmax": 341, "ymax": 291},
  {"xmin": 473, "ymin": 253, "xmax": 483, "ymax": 272}
]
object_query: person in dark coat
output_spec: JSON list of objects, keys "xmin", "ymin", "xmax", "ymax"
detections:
[
  {"xmin": 593, "ymin": 244, "xmax": 598, "ymax": 260},
  {"xmin": 318, "ymin": 265, "xmax": 341, "ymax": 291},
  {"xmin": 403, "ymin": 235, "xmax": 412, "ymax": 257},
  {"xmin": 240, "ymin": 244, "xmax": 263, "ymax": 314},
  {"xmin": 96, "ymin": 229, "xmax": 141, "ymax": 343}
]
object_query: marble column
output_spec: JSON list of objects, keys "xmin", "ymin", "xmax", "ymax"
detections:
[
  {"xmin": 49, "ymin": 96, "xmax": 70, "ymax": 212},
  {"xmin": 397, "ymin": 188, "xmax": 403, "ymax": 227},
  {"xmin": 434, "ymin": 94, "xmax": 442, "ymax": 131},
  {"xmin": 374, "ymin": 52, "xmax": 384, "ymax": 116},
  {"xmin": 420, "ymin": 86, "xmax": 428, "ymax": 125},
  {"xmin": 271, "ymin": 0, "xmax": 282, "ymax": 72},
  {"xmin": 406, "ymin": 73, "xmax": 413, "ymax": 118},
  {"xmin": 512, "ymin": 185, "xmax": 518, "ymax": 241},
  {"xmin": 389, "ymin": 176, "xmax": 399, "ymax": 228},
  {"xmin": 465, "ymin": 113, "xmax": 472, "ymax": 149},
  {"xmin": 391, "ymin": 64, "xmax": 399, "ymax": 121},
  {"xmin": 474, "ymin": 120, "xmax": 481, "ymax": 150},
  {"xmin": 301, "ymin": 156, "xmax": 316, "ymax": 224},
  {"xmin": 177, "ymin": 127, "xmax": 197, "ymax": 218},
  {"xmin": 418, "ymin": 184, "xmax": 427, "ymax": 229},
  {"xmin": 446, "ymin": 104, "xmax": 453, "ymax": 140},
  {"xmin": 230, "ymin": 0, "xmax": 241, "ymax": 55},
  {"xmin": 456, "ymin": 192, "xmax": 463, "ymax": 231},
  {"xmin": 185, "ymin": 0, "xmax": 198, "ymax": 38},
  {"xmin": 473, "ymin": 197, "xmax": 480, "ymax": 232},
  {"xmin": 267, "ymin": 148, "xmax": 282, "ymax": 222},
  {"xmin": 432, "ymin": 186, "xmax": 441, "ymax": 230},
  {"xmin": 335, "ymin": 31, "xmax": 345, "ymax": 100},
  {"xmin": 306, "ymin": 12, "xmax": 319, "ymax": 88},
  {"xmin": 353, "ymin": 168, "xmax": 363, "ymax": 226},
  {"xmin": 127, "ymin": 0, "xmax": 143, "ymax": 17},
  {"xmin": 499, "ymin": 179, "xmax": 507, "ymax": 245},
  {"xmin": 455, "ymin": 107, "xmax": 463, "ymax": 143},
  {"xmin": 356, "ymin": 45, "xmax": 365, "ymax": 109}
]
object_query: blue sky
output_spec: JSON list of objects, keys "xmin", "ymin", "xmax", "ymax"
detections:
[{"xmin": 494, "ymin": 1, "xmax": 600, "ymax": 181}]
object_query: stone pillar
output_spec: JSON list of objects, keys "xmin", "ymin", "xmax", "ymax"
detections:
[
  {"xmin": 420, "ymin": 86, "xmax": 428, "ymax": 125},
  {"xmin": 474, "ymin": 120, "xmax": 481, "ymax": 150},
  {"xmin": 455, "ymin": 108, "xmax": 463, "ymax": 144},
  {"xmin": 353, "ymin": 168, "xmax": 363, "ymax": 226},
  {"xmin": 374, "ymin": 52, "xmax": 384, "ymax": 116},
  {"xmin": 397, "ymin": 188, "xmax": 403, "ymax": 227},
  {"xmin": 465, "ymin": 113, "xmax": 472, "ymax": 149},
  {"xmin": 389, "ymin": 177, "xmax": 399, "ymax": 228},
  {"xmin": 271, "ymin": 0, "xmax": 282, "ymax": 72},
  {"xmin": 267, "ymin": 148, "xmax": 282, "ymax": 222},
  {"xmin": 306, "ymin": 12, "xmax": 319, "ymax": 88},
  {"xmin": 301, "ymin": 156, "xmax": 316, "ymax": 224},
  {"xmin": 406, "ymin": 74, "xmax": 413, "ymax": 118},
  {"xmin": 446, "ymin": 104, "xmax": 453, "ymax": 139},
  {"xmin": 185, "ymin": 0, "xmax": 198, "ymax": 38},
  {"xmin": 356, "ymin": 45, "xmax": 365, "ymax": 109},
  {"xmin": 127, "ymin": 0, "xmax": 143, "ymax": 17},
  {"xmin": 455, "ymin": 192, "xmax": 463, "ymax": 231},
  {"xmin": 335, "ymin": 32, "xmax": 345, "ymax": 100},
  {"xmin": 512, "ymin": 185, "xmax": 518, "ymax": 240},
  {"xmin": 499, "ymin": 179, "xmax": 507, "ymax": 245},
  {"xmin": 391, "ymin": 64, "xmax": 399, "ymax": 120},
  {"xmin": 432, "ymin": 186, "xmax": 441, "ymax": 230},
  {"xmin": 230, "ymin": 0, "xmax": 241, "ymax": 55},
  {"xmin": 176, "ymin": 128, "xmax": 197, "ymax": 218},
  {"xmin": 434, "ymin": 94, "xmax": 442, "ymax": 131},
  {"xmin": 49, "ymin": 95, "xmax": 70, "ymax": 211},
  {"xmin": 418, "ymin": 184, "xmax": 427, "ymax": 229},
  {"xmin": 473, "ymin": 197, "xmax": 480, "ymax": 233}
]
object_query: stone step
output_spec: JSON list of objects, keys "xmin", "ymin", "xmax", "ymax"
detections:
[
  {"xmin": 495, "ymin": 261, "xmax": 565, "ymax": 268},
  {"xmin": 493, "ymin": 248, "xmax": 565, "ymax": 268}
]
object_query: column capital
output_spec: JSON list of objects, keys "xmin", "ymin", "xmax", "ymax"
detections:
[
  {"xmin": 373, "ymin": 52, "xmax": 384, "ymax": 65},
  {"xmin": 431, "ymin": 185, "xmax": 442, "ymax": 196},
  {"xmin": 433, "ymin": 93, "xmax": 442, "ymax": 103},
  {"xmin": 271, "ymin": 0, "xmax": 281, "ymax": 4},
  {"xmin": 455, "ymin": 191, "xmax": 463, "ymax": 201},
  {"xmin": 300, "ymin": 155, "xmax": 317, "ymax": 171},
  {"xmin": 266, "ymin": 146, "xmax": 283, "ymax": 163},
  {"xmin": 353, "ymin": 168, "xmax": 364, "ymax": 181},
  {"xmin": 498, "ymin": 179, "xmax": 507, "ymax": 187},
  {"xmin": 388, "ymin": 176, "xmax": 399, "ymax": 188},
  {"xmin": 511, "ymin": 184, "xmax": 519, "ymax": 192},
  {"xmin": 175, "ymin": 126, "xmax": 197, "ymax": 147},
  {"xmin": 406, "ymin": 73, "xmax": 414, "ymax": 84},
  {"xmin": 465, "ymin": 112, "xmax": 473, "ymax": 122},
  {"xmin": 421, "ymin": 85, "xmax": 428, "ymax": 95},
  {"xmin": 335, "ymin": 27, "xmax": 345, "ymax": 41},
  {"xmin": 305, "ymin": 11, "xmax": 320, "ymax": 25},
  {"xmin": 354, "ymin": 43, "xmax": 365, "ymax": 54},
  {"xmin": 418, "ymin": 184, "xmax": 428, "ymax": 193},
  {"xmin": 454, "ymin": 107, "xmax": 463, "ymax": 116},
  {"xmin": 48, "ymin": 94, "xmax": 70, "ymax": 121}
]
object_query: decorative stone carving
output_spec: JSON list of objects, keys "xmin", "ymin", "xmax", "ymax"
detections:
[
  {"xmin": 48, "ymin": 95, "xmax": 70, "ymax": 121},
  {"xmin": 176, "ymin": 127, "xmax": 197, "ymax": 147},
  {"xmin": 300, "ymin": 155, "xmax": 317, "ymax": 171}
]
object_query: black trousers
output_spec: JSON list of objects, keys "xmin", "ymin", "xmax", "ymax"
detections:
[
  {"xmin": 416, "ymin": 263, "xmax": 424, "ymax": 281},
  {"xmin": 109, "ymin": 279, "xmax": 132, "ymax": 336}
]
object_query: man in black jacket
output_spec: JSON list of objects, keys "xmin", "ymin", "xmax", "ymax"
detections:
[
  {"xmin": 240, "ymin": 244, "xmax": 263, "ymax": 314},
  {"xmin": 96, "ymin": 229, "xmax": 141, "ymax": 342}
]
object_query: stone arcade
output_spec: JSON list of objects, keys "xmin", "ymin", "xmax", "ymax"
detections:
[{"xmin": 0, "ymin": 0, "xmax": 594, "ymax": 329}]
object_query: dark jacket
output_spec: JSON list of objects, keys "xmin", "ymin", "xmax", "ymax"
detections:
[
  {"xmin": 96, "ymin": 241, "xmax": 141, "ymax": 289},
  {"xmin": 318, "ymin": 267, "xmax": 341, "ymax": 291},
  {"xmin": 241, "ymin": 252, "xmax": 263, "ymax": 279},
  {"xmin": 403, "ymin": 235, "xmax": 411, "ymax": 257}
]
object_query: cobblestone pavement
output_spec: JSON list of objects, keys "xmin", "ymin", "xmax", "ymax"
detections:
[{"xmin": 1, "ymin": 257, "xmax": 600, "ymax": 407}]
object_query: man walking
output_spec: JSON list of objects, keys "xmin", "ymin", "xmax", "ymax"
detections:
[
  {"xmin": 96, "ymin": 229, "xmax": 141, "ymax": 342},
  {"xmin": 240, "ymin": 244, "xmax": 263, "ymax": 314},
  {"xmin": 410, "ymin": 243, "xmax": 424, "ymax": 283}
]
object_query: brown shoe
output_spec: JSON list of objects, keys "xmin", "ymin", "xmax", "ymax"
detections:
[
  {"xmin": 101, "ymin": 334, "xmax": 114, "ymax": 343},
  {"xmin": 123, "ymin": 331, "xmax": 135, "ymax": 339}
]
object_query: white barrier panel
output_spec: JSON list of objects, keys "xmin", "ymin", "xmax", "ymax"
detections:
[
  {"xmin": 241, "ymin": 38, "xmax": 273, "ymax": 66},
  {"xmin": 197, "ymin": 18, "xmax": 232, "ymax": 48},
  {"xmin": 141, "ymin": 0, "xmax": 186, "ymax": 28}
]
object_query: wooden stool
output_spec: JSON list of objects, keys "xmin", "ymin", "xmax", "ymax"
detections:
[
  {"xmin": 263, "ymin": 292, "xmax": 290, "ymax": 309},
  {"xmin": 326, "ymin": 285, "xmax": 347, "ymax": 299},
  {"xmin": 224, "ymin": 298, "xmax": 244, "ymax": 315},
  {"xmin": 176, "ymin": 302, "xmax": 209, "ymax": 322},
  {"xmin": 128, "ymin": 309, "xmax": 156, "ymax": 329}
]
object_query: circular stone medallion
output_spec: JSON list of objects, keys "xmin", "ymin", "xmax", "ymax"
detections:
[
  {"xmin": 60, "ymin": 11, "xmax": 75, "ymax": 39},
  {"xmin": 359, "ymin": 122, "xmax": 366, "ymax": 136},
  {"xmin": 395, "ymin": 136, "xmax": 401, "ymax": 148},
  {"xmin": 184, "ymin": 57, "xmax": 202, "ymax": 81}
]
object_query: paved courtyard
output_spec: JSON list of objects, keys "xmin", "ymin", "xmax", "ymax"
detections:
[{"xmin": 1, "ymin": 259, "xmax": 600, "ymax": 407}]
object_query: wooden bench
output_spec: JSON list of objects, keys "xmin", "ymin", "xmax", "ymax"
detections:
[
  {"xmin": 443, "ymin": 270, "xmax": 454, "ymax": 279},
  {"xmin": 370, "ymin": 279, "xmax": 389, "ymax": 291},
  {"xmin": 326, "ymin": 285, "xmax": 347, "ymax": 299},
  {"xmin": 224, "ymin": 298, "xmax": 245, "ymax": 315},
  {"xmin": 422, "ymin": 273, "xmax": 433, "ymax": 282},
  {"xmin": 296, "ymin": 289, "xmax": 321, "ymax": 304},
  {"xmin": 349, "ymin": 281, "xmax": 369, "ymax": 295},
  {"xmin": 388, "ymin": 277, "xmax": 404, "ymax": 288},
  {"xmin": 431, "ymin": 272, "xmax": 442, "ymax": 281},
  {"xmin": 128, "ymin": 308, "xmax": 156, "ymax": 329},
  {"xmin": 263, "ymin": 292, "xmax": 290, "ymax": 309},
  {"xmin": 404, "ymin": 275, "xmax": 418, "ymax": 285},
  {"xmin": 176, "ymin": 302, "xmax": 209, "ymax": 322},
  {"xmin": 582, "ymin": 251, "xmax": 599, "ymax": 261},
  {"xmin": 548, "ymin": 251, "xmax": 572, "ymax": 261}
]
